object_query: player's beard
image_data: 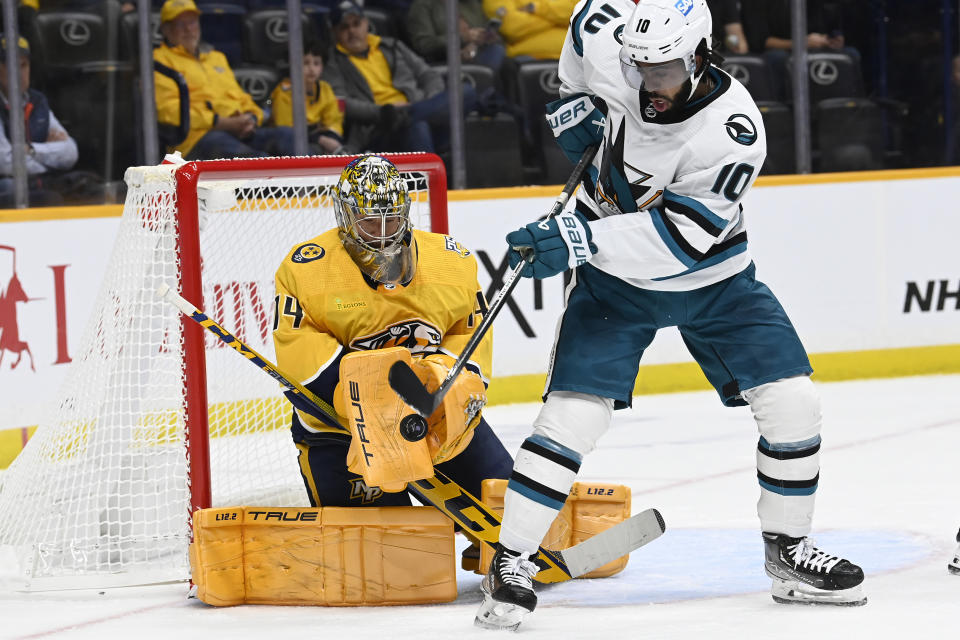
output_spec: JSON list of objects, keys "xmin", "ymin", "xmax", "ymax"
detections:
[{"xmin": 642, "ymin": 78, "xmax": 693, "ymax": 115}]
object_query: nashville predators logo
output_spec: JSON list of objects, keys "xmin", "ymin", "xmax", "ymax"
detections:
[
  {"xmin": 443, "ymin": 235, "xmax": 471, "ymax": 257},
  {"xmin": 349, "ymin": 477, "xmax": 383, "ymax": 504},
  {"xmin": 291, "ymin": 243, "xmax": 325, "ymax": 263},
  {"xmin": 351, "ymin": 319, "xmax": 441, "ymax": 354}
]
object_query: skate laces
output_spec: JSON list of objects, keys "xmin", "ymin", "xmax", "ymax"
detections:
[
  {"xmin": 787, "ymin": 537, "xmax": 842, "ymax": 573},
  {"xmin": 497, "ymin": 551, "xmax": 539, "ymax": 589}
]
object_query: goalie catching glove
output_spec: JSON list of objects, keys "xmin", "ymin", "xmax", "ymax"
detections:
[
  {"xmin": 335, "ymin": 348, "xmax": 487, "ymax": 492},
  {"xmin": 408, "ymin": 353, "xmax": 487, "ymax": 464}
]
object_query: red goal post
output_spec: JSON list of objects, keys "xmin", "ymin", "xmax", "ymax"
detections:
[
  {"xmin": 174, "ymin": 155, "xmax": 447, "ymax": 517},
  {"xmin": 0, "ymin": 153, "xmax": 448, "ymax": 590}
]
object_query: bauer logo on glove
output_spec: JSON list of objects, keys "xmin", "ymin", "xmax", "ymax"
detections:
[{"xmin": 508, "ymin": 211, "xmax": 598, "ymax": 279}]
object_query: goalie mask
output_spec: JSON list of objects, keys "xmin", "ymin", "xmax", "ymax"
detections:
[
  {"xmin": 619, "ymin": 0, "xmax": 712, "ymax": 104},
  {"xmin": 335, "ymin": 154, "xmax": 416, "ymax": 286}
]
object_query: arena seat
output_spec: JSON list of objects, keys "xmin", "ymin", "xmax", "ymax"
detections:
[
  {"xmin": 721, "ymin": 54, "xmax": 778, "ymax": 103},
  {"xmin": 242, "ymin": 9, "xmax": 317, "ymax": 67}
]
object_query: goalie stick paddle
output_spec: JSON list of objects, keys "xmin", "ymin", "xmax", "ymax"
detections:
[
  {"xmin": 388, "ymin": 143, "xmax": 601, "ymax": 417},
  {"xmin": 159, "ymin": 281, "xmax": 662, "ymax": 582}
]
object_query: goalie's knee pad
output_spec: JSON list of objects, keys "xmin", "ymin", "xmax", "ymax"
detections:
[{"xmin": 533, "ymin": 391, "xmax": 614, "ymax": 457}]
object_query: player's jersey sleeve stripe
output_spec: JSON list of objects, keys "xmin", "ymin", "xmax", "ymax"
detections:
[
  {"xmin": 663, "ymin": 189, "xmax": 727, "ymax": 236},
  {"xmin": 570, "ymin": 0, "xmax": 593, "ymax": 57},
  {"xmin": 650, "ymin": 231, "xmax": 748, "ymax": 281},
  {"xmin": 650, "ymin": 206, "xmax": 702, "ymax": 267}
]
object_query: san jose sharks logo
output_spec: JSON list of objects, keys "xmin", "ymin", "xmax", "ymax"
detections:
[
  {"xmin": 724, "ymin": 113, "xmax": 757, "ymax": 146},
  {"xmin": 594, "ymin": 118, "xmax": 664, "ymax": 214}
]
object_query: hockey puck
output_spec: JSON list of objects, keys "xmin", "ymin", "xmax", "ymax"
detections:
[{"xmin": 399, "ymin": 414, "xmax": 429, "ymax": 442}]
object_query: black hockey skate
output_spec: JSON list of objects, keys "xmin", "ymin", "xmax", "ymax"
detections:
[
  {"xmin": 475, "ymin": 544, "xmax": 539, "ymax": 631},
  {"xmin": 763, "ymin": 532, "xmax": 866, "ymax": 605},
  {"xmin": 948, "ymin": 529, "xmax": 960, "ymax": 575}
]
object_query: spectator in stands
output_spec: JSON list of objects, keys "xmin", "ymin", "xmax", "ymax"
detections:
[
  {"xmin": 153, "ymin": 0, "xmax": 296, "ymax": 160},
  {"xmin": 0, "ymin": 36, "xmax": 101, "ymax": 206},
  {"xmin": 406, "ymin": 0, "xmax": 506, "ymax": 75},
  {"xmin": 740, "ymin": 0, "xmax": 860, "ymax": 97},
  {"xmin": 707, "ymin": 0, "xmax": 748, "ymax": 54},
  {"xmin": 482, "ymin": 0, "xmax": 575, "ymax": 61},
  {"xmin": 270, "ymin": 40, "xmax": 347, "ymax": 155},
  {"xmin": 324, "ymin": 0, "xmax": 476, "ymax": 154}
]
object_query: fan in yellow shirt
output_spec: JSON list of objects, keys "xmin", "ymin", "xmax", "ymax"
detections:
[
  {"xmin": 153, "ymin": 0, "xmax": 296, "ymax": 159},
  {"xmin": 270, "ymin": 39, "xmax": 347, "ymax": 155}
]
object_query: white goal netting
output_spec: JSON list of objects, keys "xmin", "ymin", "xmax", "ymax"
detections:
[{"xmin": 0, "ymin": 154, "xmax": 446, "ymax": 590}]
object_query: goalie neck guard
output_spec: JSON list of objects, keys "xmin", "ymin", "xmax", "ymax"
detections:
[
  {"xmin": 619, "ymin": 0, "xmax": 713, "ymax": 102},
  {"xmin": 335, "ymin": 154, "xmax": 416, "ymax": 286}
]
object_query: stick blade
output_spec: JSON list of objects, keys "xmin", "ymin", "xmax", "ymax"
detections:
[
  {"xmin": 388, "ymin": 360, "xmax": 438, "ymax": 416},
  {"xmin": 556, "ymin": 508, "xmax": 666, "ymax": 578}
]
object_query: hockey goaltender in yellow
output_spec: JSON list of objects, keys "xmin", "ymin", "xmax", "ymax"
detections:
[{"xmin": 186, "ymin": 155, "xmax": 634, "ymax": 607}]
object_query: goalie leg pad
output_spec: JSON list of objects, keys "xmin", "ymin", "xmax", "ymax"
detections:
[
  {"xmin": 190, "ymin": 506, "xmax": 457, "ymax": 606},
  {"xmin": 338, "ymin": 347, "xmax": 433, "ymax": 493},
  {"xmin": 481, "ymin": 479, "xmax": 631, "ymax": 578}
]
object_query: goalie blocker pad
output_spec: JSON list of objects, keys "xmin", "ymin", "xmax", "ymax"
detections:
[
  {"xmin": 480, "ymin": 480, "xmax": 632, "ymax": 578},
  {"xmin": 190, "ymin": 506, "xmax": 456, "ymax": 606},
  {"xmin": 337, "ymin": 347, "xmax": 434, "ymax": 492}
]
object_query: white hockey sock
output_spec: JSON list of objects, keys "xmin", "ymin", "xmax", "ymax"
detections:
[
  {"xmin": 498, "ymin": 392, "xmax": 612, "ymax": 555},
  {"xmin": 743, "ymin": 376, "xmax": 821, "ymax": 538},
  {"xmin": 499, "ymin": 434, "xmax": 583, "ymax": 554}
]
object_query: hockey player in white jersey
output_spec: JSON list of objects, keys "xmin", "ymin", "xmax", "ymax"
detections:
[{"xmin": 475, "ymin": 0, "xmax": 865, "ymax": 630}]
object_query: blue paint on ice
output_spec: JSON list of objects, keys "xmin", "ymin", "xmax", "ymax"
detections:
[{"xmin": 531, "ymin": 528, "xmax": 931, "ymax": 607}]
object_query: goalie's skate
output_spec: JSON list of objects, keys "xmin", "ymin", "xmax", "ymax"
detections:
[
  {"xmin": 948, "ymin": 529, "xmax": 960, "ymax": 575},
  {"xmin": 474, "ymin": 545, "xmax": 539, "ymax": 631},
  {"xmin": 763, "ymin": 532, "xmax": 867, "ymax": 606}
]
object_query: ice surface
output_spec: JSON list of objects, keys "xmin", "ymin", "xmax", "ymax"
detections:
[{"xmin": 2, "ymin": 374, "xmax": 958, "ymax": 639}]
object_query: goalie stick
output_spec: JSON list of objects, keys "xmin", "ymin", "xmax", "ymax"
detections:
[
  {"xmin": 388, "ymin": 143, "xmax": 600, "ymax": 417},
  {"xmin": 158, "ymin": 281, "xmax": 664, "ymax": 582}
]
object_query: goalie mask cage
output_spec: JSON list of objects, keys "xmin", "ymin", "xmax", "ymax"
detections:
[{"xmin": 0, "ymin": 154, "xmax": 448, "ymax": 590}]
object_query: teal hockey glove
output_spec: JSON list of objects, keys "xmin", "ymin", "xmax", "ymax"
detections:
[
  {"xmin": 545, "ymin": 93, "xmax": 606, "ymax": 165},
  {"xmin": 506, "ymin": 211, "xmax": 598, "ymax": 279}
]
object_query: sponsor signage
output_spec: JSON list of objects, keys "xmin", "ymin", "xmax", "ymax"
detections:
[{"xmin": 2, "ymin": 173, "xmax": 959, "ymax": 436}]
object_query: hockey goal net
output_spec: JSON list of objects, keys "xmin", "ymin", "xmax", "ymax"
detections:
[{"xmin": 0, "ymin": 154, "xmax": 448, "ymax": 590}]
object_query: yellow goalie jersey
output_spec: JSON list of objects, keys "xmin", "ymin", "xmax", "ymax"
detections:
[{"xmin": 274, "ymin": 227, "xmax": 490, "ymax": 442}]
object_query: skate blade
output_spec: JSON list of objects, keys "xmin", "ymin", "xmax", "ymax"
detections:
[
  {"xmin": 474, "ymin": 595, "xmax": 530, "ymax": 631},
  {"xmin": 948, "ymin": 562, "xmax": 960, "ymax": 575},
  {"xmin": 771, "ymin": 579, "xmax": 867, "ymax": 606}
]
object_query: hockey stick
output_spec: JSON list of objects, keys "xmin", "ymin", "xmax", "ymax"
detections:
[
  {"xmin": 157, "ymin": 283, "xmax": 346, "ymax": 430},
  {"xmin": 388, "ymin": 143, "xmax": 601, "ymax": 417},
  {"xmin": 158, "ymin": 281, "xmax": 664, "ymax": 581}
]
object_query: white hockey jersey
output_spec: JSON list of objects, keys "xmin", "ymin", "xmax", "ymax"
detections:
[{"xmin": 561, "ymin": 0, "xmax": 767, "ymax": 291}]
